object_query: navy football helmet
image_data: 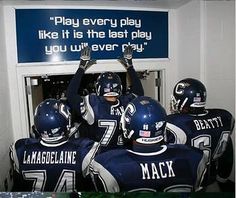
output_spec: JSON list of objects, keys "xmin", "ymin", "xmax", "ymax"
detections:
[
  {"xmin": 95, "ymin": 72, "xmax": 122, "ymax": 97},
  {"xmin": 171, "ymin": 78, "xmax": 207, "ymax": 113},
  {"xmin": 34, "ymin": 98, "xmax": 71, "ymax": 142},
  {"xmin": 121, "ymin": 96, "xmax": 167, "ymax": 144}
]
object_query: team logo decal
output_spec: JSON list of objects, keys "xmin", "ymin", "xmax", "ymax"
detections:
[{"xmin": 155, "ymin": 121, "xmax": 165, "ymax": 130}]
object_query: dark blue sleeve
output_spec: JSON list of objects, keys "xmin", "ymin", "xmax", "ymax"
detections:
[
  {"xmin": 164, "ymin": 126, "xmax": 176, "ymax": 144},
  {"xmin": 66, "ymin": 67, "xmax": 85, "ymax": 116},
  {"xmin": 11, "ymin": 170, "xmax": 34, "ymax": 192},
  {"xmin": 127, "ymin": 67, "xmax": 144, "ymax": 96},
  {"xmin": 90, "ymin": 171, "xmax": 106, "ymax": 192},
  {"xmin": 217, "ymin": 136, "xmax": 234, "ymax": 180}
]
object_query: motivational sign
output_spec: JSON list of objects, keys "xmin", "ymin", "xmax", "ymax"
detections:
[{"xmin": 16, "ymin": 9, "xmax": 168, "ymax": 63}]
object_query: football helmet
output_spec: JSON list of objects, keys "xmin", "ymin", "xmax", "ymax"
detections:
[
  {"xmin": 95, "ymin": 72, "xmax": 122, "ymax": 97},
  {"xmin": 34, "ymin": 98, "xmax": 71, "ymax": 142},
  {"xmin": 170, "ymin": 78, "xmax": 207, "ymax": 113},
  {"xmin": 120, "ymin": 96, "xmax": 167, "ymax": 144}
]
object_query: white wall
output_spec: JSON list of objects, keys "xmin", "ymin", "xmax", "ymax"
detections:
[
  {"xmin": 176, "ymin": 0, "xmax": 202, "ymax": 81},
  {"xmin": 0, "ymin": 2, "xmax": 14, "ymax": 191},
  {"xmin": 205, "ymin": 1, "xmax": 235, "ymax": 114}
]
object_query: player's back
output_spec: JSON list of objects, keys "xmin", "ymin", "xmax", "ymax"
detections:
[
  {"xmin": 11, "ymin": 137, "xmax": 97, "ymax": 192},
  {"xmin": 166, "ymin": 109, "xmax": 234, "ymax": 161},
  {"xmin": 90, "ymin": 144, "xmax": 207, "ymax": 192},
  {"xmin": 165, "ymin": 109, "xmax": 234, "ymax": 186},
  {"xmin": 166, "ymin": 109, "xmax": 234, "ymax": 162}
]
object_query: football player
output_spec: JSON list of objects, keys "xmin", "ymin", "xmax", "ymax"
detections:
[
  {"xmin": 165, "ymin": 78, "xmax": 235, "ymax": 191},
  {"xmin": 66, "ymin": 45, "xmax": 144, "ymax": 151},
  {"xmin": 9, "ymin": 99, "xmax": 99, "ymax": 192},
  {"xmin": 89, "ymin": 96, "xmax": 207, "ymax": 192}
]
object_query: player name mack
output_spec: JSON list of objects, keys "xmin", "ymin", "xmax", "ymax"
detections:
[
  {"xmin": 140, "ymin": 161, "xmax": 175, "ymax": 180},
  {"xmin": 193, "ymin": 116, "xmax": 223, "ymax": 131},
  {"xmin": 23, "ymin": 150, "xmax": 76, "ymax": 164}
]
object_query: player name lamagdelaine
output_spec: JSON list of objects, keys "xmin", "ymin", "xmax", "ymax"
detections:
[{"xmin": 23, "ymin": 150, "xmax": 77, "ymax": 164}]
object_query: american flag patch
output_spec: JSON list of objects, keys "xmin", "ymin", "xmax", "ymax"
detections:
[
  {"xmin": 104, "ymin": 88, "xmax": 111, "ymax": 92},
  {"xmin": 193, "ymin": 97, "xmax": 201, "ymax": 102},
  {"xmin": 139, "ymin": 130, "xmax": 151, "ymax": 137}
]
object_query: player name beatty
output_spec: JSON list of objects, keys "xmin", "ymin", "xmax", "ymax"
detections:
[{"xmin": 193, "ymin": 116, "xmax": 223, "ymax": 131}]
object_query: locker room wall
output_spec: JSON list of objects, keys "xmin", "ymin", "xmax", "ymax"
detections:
[
  {"xmin": 176, "ymin": 0, "xmax": 202, "ymax": 80},
  {"xmin": 205, "ymin": 2, "xmax": 235, "ymax": 128},
  {"xmin": 0, "ymin": 0, "xmax": 234, "ymax": 191},
  {"xmin": 0, "ymin": 2, "xmax": 14, "ymax": 191}
]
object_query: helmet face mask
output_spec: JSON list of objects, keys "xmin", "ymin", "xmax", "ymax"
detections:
[
  {"xmin": 121, "ymin": 96, "xmax": 167, "ymax": 145},
  {"xmin": 170, "ymin": 95, "xmax": 180, "ymax": 114},
  {"xmin": 34, "ymin": 99, "xmax": 71, "ymax": 143},
  {"xmin": 95, "ymin": 72, "xmax": 122, "ymax": 97},
  {"xmin": 120, "ymin": 103, "xmax": 135, "ymax": 139},
  {"xmin": 171, "ymin": 78, "xmax": 207, "ymax": 114}
]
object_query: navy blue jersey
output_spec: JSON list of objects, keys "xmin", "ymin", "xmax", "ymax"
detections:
[
  {"xmin": 10, "ymin": 137, "xmax": 99, "ymax": 192},
  {"xmin": 90, "ymin": 144, "xmax": 207, "ymax": 192},
  {"xmin": 80, "ymin": 94, "xmax": 135, "ymax": 149},
  {"xmin": 67, "ymin": 67, "xmax": 143, "ymax": 150},
  {"xmin": 165, "ymin": 109, "xmax": 235, "ymax": 184}
]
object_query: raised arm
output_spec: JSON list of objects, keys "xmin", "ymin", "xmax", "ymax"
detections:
[
  {"xmin": 118, "ymin": 45, "xmax": 144, "ymax": 96},
  {"xmin": 66, "ymin": 46, "xmax": 96, "ymax": 115}
]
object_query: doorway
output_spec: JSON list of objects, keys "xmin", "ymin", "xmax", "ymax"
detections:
[{"xmin": 25, "ymin": 70, "xmax": 163, "ymax": 136}]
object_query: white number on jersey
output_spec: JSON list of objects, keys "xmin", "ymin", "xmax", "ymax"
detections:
[
  {"xmin": 22, "ymin": 169, "xmax": 75, "ymax": 192},
  {"xmin": 98, "ymin": 120, "xmax": 117, "ymax": 146}
]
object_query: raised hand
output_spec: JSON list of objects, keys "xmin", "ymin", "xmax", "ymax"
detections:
[
  {"xmin": 79, "ymin": 46, "xmax": 96, "ymax": 71},
  {"xmin": 117, "ymin": 45, "xmax": 133, "ymax": 69}
]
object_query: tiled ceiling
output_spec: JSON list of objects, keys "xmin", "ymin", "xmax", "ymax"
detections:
[{"xmin": 0, "ymin": 0, "xmax": 193, "ymax": 9}]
